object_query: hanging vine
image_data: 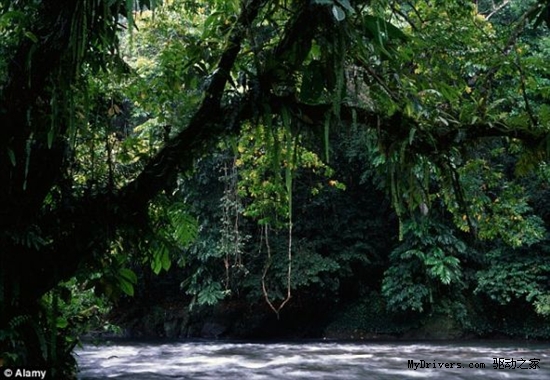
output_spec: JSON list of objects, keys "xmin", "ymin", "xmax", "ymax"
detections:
[
  {"xmin": 259, "ymin": 106, "xmax": 296, "ymax": 318},
  {"xmin": 220, "ymin": 145, "xmax": 246, "ymax": 290}
]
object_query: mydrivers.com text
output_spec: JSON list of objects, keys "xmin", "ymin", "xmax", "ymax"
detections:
[{"xmin": 408, "ymin": 358, "xmax": 541, "ymax": 371}]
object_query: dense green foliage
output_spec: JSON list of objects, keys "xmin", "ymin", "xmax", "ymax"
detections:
[{"xmin": 2, "ymin": 0, "xmax": 550, "ymax": 376}]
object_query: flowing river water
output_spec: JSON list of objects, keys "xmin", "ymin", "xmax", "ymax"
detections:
[{"xmin": 76, "ymin": 340, "xmax": 550, "ymax": 379}]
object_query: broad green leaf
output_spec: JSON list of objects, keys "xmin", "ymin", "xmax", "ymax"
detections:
[
  {"xmin": 408, "ymin": 127, "xmax": 416, "ymax": 145},
  {"xmin": 118, "ymin": 279, "xmax": 134, "ymax": 296},
  {"xmin": 151, "ymin": 246, "xmax": 166, "ymax": 275},
  {"xmin": 47, "ymin": 128, "xmax": 55, "ymax": 149},
  {"xmin": 161, "ymin": 250, "xmax": 171, "ymax": 271},
  {"xmin": 24, "ymin": 31, "xmax": 38, "ymax": 43},
  {"xmin": 7, "ymin": 148, "xmax": 15, "ymax": 166},
  {"xmin": 197, "ymin": 282, "xmax": 226, "ymax": 305},
  {"xmin": 119, "ymin": 268, "xmax": 138, "ymax": 284},
  {"xmin": 362, "ymin": 15, "xmax": 408, "ymax": 42},
  {"xmin": 152, "ymin": 258, "xmax": 162, "ymax": 275},
  {"xmin": 56, "ymin": 317, "xmax": 69, "ymax": 329},
  {"xmin": 331, "ymin": 5, "xmax": 346, "ymax": 22},
  {"xmin": 126, "ymin": 0, "xmax": 135, "ymax": 30}
]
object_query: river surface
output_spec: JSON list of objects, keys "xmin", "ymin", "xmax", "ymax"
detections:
[{"xmin": 76, "ymin": 340, "xmax": 550, "ymax": 379}]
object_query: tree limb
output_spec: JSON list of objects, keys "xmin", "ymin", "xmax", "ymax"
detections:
[{"xmin": 119, "ymin": 0, "xmax": 266, "ymax": 209}]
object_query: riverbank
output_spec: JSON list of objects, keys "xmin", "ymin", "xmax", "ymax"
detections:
[{"xmin": 88, "ymin": 293, "xmax": 550, "ymax": 342}]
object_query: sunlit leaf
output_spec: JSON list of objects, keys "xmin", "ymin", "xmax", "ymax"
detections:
[{"xmin": 331, "ymin": 5, "xmax": 346, "ymax": 22}]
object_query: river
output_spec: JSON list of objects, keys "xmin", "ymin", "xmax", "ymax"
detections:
[{"xmin": 76, "ymin": 340, "xmax": 549, "ymax": 379}]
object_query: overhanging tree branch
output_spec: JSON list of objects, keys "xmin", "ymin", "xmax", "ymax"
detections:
[
  {"xmin": 119, "ymin": 0, "xmax": 266, "ymax": 209},
  {"xmin": 32, "ymin": 0, "xmax": 326, "ymax": 298},
  {"xmin": 9, "ymin": 0, "xmax": 267, "ymax": 300}
]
